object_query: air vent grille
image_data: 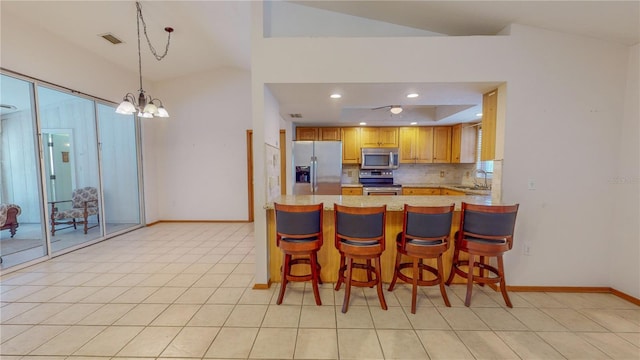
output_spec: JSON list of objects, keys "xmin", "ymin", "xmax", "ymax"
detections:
[
  {"xmin": 99, "ymin": 33, "xmax": 123, "ymax": 45},
  {"xmin": 289, "ymin": 114, "xmax": 302, "ymax": 118}
]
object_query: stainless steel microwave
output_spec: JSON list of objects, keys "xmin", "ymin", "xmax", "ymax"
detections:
[{"xmin": 361, "ymin": 148, "xmax": 399, "ymax": 169}]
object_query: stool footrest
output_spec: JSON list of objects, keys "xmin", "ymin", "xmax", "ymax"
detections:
[{"xmin": 396, "ymin": 262, "xmax": 440, "ymax": 286}]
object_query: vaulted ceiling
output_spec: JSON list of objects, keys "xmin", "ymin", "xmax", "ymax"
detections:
[{"xmin": 2, "ymin": 1, "xmax": 638, "ymax": 125}]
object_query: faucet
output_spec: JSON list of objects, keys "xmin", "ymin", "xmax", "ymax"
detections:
[{"xmin": 473, "ymin": 169, "xmax": 490, "ymax": 189}]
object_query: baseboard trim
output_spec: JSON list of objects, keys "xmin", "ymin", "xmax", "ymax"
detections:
[
  {"xmin": 253, "ymin": 281, "xmax": 272, "ymax": 290},
  {"xmin": 610, "ymin": 288, "xmax": 640, "ymax": 306},
  {"xmin": 496, "ymin": 285, "xmax": 640, "ymax": 306},
  {"xmin": 147, "ymin": 220, "xmax": 251, "ymax": 225}
]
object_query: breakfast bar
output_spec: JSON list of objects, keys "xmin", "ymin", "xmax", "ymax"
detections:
[{"xmin": 265, "ymin": 194, "xmax": 497, "ymax": 284}]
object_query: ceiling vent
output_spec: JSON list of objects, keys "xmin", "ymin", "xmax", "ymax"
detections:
[
  {"xmin": 289, "ymin": 113, "xmax": 302, "ymax": 118},
  {"xmin": 99, "ymin": 33, "xmax": 123, "ymax": 45}
]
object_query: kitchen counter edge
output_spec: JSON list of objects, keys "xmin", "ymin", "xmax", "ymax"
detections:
[{"xmin": 265, "ymin": 194, "xmax": 495, "ymax": 211}]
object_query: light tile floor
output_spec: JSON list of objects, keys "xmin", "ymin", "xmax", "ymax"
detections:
[{"xmin": 1, "ymin": 222, "xmax": 639, "ymax": 359}]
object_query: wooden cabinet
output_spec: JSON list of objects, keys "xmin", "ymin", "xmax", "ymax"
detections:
[
  {"xmin": 481, "ymin": 89, "xmax": 497, "ymax": 161},
  {"xmin": 341, "ymin": 187, "xmax": 363, "ymax": 195},
  {"xmin": 296, "ymin": 127, "xmax": 341, "ymax": 141},
  {"xmin": 399, "ymin": 126, "xmax": 450, "ymax": 163},
  {"xmin": 432, "ymin": 126, "xmax": 452, "ymax": 163},
  {"xmin": 341, "ymin": 127, "xmax": 361, "ymax": 164},
  {"xmin": 399, "ymin": 127, "xmax": 432, "ymax": 164},
  {"xmin": 320, "ymin": 127, "xmax": 341, "ymax": 141},
  {"xmin": 361, "ymin": 127, "xmax": 398, "ymax": 148},
  {"xmin": 441, "ymin": 188, "xmax": 465, "ymax": 196},
  {"xmin": 402, "ymin": 187, "xmax": 440, "ymax": 195},
  {"xmin": 296, "ymin": 127, "xmax": 318, "ymax": 141},
  {"xmin": 451, "ymin": 124, "xmax": 477, "ymax": 163}
]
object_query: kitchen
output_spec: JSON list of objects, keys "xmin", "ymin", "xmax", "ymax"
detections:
[{"xmin": 291, "ymin": 121, "xmax": 495, "ymax": 199}]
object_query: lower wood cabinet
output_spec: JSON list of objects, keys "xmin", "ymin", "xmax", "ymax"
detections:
[
  {"xmin": 341, "ymin": 187, "xmax": 363, "ymax": 195},
  {"xmin": 402, "ymin": 187, "xmax": 440, "ymax": 195},
  {"xmin": 441, "ymin": 188, "xmax": 466, "ymax": 196}
]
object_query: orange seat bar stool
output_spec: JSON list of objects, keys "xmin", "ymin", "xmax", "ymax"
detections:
[
  {"xmin": 334, "ymin": 204, "xmax": 387, "ymax": 313},
  {"xmin": 445, "ymin": 202, "xmax": 519, "ymax": 307},
  {"xmin": 274, "ymin": 202, "xmax": 324, "ymax": 306},
  {"xmin": 388, "ymin": 204, "xmax": 455, "ymax": 313}
]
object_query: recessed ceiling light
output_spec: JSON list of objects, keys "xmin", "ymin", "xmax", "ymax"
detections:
[
  {"xmin": 359, "ymin": 122, "xmax": 366, "ymax": 125},
  {"xmin": 410, "ymin": 122, "xmax": 418, "ymax": 125},
  {"xmin": 476, "ymin": 113, "xmax": 483, "ymax": 117},
  {"xmin": 330, "ymin": 94, "xmax": 342, "ymax": 99},
  {"xmin": 407, "ymin": 93, "xmax": 419, "ymax": 98}
]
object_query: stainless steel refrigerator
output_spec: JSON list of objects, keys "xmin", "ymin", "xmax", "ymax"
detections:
[{"xmin": 293, "ymin": 141, "xmax": 342, "ymax": 195}]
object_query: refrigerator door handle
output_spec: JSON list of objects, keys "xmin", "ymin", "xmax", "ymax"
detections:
[{"xmin": 310, "ymin": 156, "xmax": 316, "ymax": 193}]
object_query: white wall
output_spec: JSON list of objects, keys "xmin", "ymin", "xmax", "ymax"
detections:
[
  {"xmin": 610, "ymin": 44, "xmax": 640, "ymax": 297},
  {"xmin": 153, "ymin": 67, "xmax": 252, "ymax": 220},
  {"xmin": 252, "ymin": 20, "xmax": 638, "ymax": 294}
]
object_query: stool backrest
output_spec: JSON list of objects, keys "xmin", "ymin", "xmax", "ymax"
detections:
[
  {"xmin": 334, "ymin": 204, "xmax": 386, "ymax": 249},
  {"xmin": 404, "ymin": 204, "xmax": 455, "ymax": 241},
  {"xmin": 274, "ymin": 203, "xmax": 323, "ymax": 244},
  {"xmin": 460, "ymin": 202, "xmax": 519, "ymax": 247}
]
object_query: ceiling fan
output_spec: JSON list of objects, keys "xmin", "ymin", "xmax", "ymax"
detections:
[{"xmin": 371, "ymin": 105, "xmax": 403, "ymax": 115}]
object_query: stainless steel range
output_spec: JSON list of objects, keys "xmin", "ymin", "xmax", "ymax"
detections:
[{"xmin": 359, "ymin": 170, "xmax": 402, "ymax": 196}]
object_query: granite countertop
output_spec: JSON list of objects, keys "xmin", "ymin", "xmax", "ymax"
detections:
[
  {"xmin": 402, "ymin": 183, "xmax": 491, "ymax": 196},
  {"xmin": 265, "ymin": 194, "xmax": 495, "ymax": 211},
  {"xmin": 342, "ymin": 182, "xmax": 490, "ymax": 195}
]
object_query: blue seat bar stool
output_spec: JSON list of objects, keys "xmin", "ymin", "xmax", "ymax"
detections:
[
  {"xmin": 334, "ymin": 204, "xmax": 387, "ymax": 313},
  {"xmin": 445, "ymin": 202, "xmax": 519, "ymax": 307},
  {"xmin": 274, "ymin": 202, "xmax": 324, "ymax": 306},
  {"xmin": 388, "ymin": 204, "xmax": 455, "ymax": 313}
]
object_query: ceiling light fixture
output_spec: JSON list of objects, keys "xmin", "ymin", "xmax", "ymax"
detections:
[
  {"xmin": 330, "ymin": 93, "xmax": 342, "ymax": 99},
  {"xmin": 359, "ymin": 122, "xmax": 367, "ymax": 125},
  {"xmin": 116, "ymin": 2, "xmax": 173, "ymax": 118},
  {"xmin": 476, "ymin": 113, "xmax": 483, "ymax": 117},
  {"xmin": 407, "ymin": 93, "xmax": 419, "ymax": 98},
  {"xmin": 410, "ymin": 122, "xmax": 418, "ymax": 125},
  {"xmin": 390, "ymin": 106, "xmax": 403, "ymax": 115}
]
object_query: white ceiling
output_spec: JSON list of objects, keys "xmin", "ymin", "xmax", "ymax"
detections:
[{"xmin": 2, "ymin": 1, "xmax": 638, "ymax": 125}]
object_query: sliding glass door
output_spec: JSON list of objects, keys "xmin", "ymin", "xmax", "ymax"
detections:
[
  {"xmin": 0, "ymin": 74, "xmax": 47, "ymax": 267},
  {"xmin": 97, "ymin": 103, "xmax": 141, "ymax": 235},
  {"xmin": 38, "ymin": 85, "xmax": 103, "ymax": 251},
  {"xmin": 0, "ymin": 71, "xmax": 144, "ymax": 271}
]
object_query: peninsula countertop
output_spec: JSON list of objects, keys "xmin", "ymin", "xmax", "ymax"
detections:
[{"xmin": 265, "ymin": 194, "xmax": 495, "ymax": 211}]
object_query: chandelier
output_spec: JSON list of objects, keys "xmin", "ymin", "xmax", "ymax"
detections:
[{"xmin": 116, "ymin": 2, "xmax": 173, "ymax": 118}]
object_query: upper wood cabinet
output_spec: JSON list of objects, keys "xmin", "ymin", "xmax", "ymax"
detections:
[
  {"xmin": 399, "ymin": 127, "xmax": 433, "ymax": 164},
  {"xmin": 295, "ymin": 127, "xmax": 318, "ymax": 141},
  {"xmin": 341, "ymin": 127, "xmax": 361, "ymax": 164},
  {"xmin": 451, "ymin": 124, "xmax": 477, "ymax": 163},
  {"xmin": 432, "ymin": 126, "xmax": 452, "ymax": 163},
  {"xmin": 320, "ymin": 127, "xmax": 341, "ymax": 141},
  {"xmin": 296, "ymin": 127, "xmax": 341, "ymax": 141},
  {"xmin": 481, "ymin": 89, "xmax": 497, "ymax": 161},
  {"xmin": 399, "ymin": 126, "xmax": 450, "ymax": 163},
  {"xmin": 360, "ymin": 127, "xmax": 399, "ymax": 148}
]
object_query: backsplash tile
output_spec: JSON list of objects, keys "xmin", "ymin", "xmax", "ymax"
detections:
[{"xmin": 342, "ymin": 163, "xmax": 479, "ymax": 185}]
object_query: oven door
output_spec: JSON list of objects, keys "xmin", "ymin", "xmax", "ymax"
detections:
[{"xmin": 363, "ymin": 187, "xmax": 401, "ymax": 196}]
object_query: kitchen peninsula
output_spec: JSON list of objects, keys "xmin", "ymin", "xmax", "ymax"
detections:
[{"xmin": 265, "ymin": 194, "xmax": 497, "ymax": 285}]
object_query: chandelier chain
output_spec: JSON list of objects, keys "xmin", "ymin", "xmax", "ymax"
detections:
[{"xmin": 136, "ymin": 2, "xmax": 171, "ymax": 62}]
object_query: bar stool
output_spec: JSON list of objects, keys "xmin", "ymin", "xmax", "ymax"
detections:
[
  {"xmin": 445, "ymin": 202, "xmax": 519, "ymax": 307},
  {"xmin": 388, "ymin": 204, "xmax": 455, "ymax": 313},
  {"xmin": 274, "ymin": 202, "xmax": 324, "ymax": 306},
  {"xmin": 334, "ymin": 204, "xmax": 387, "ymax": 313}
]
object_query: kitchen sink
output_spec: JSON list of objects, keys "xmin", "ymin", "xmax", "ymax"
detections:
[{"xmin": 452, "ymin": 185, "xmax": 491, "ymax": 191}]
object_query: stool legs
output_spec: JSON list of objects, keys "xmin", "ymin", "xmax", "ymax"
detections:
[
  {"xmin": 374, "ymin": 257, "xmax": 387, "ymax": 310},
  {"xmin": 342, "ymin": 257, "xmax": 354, "ymax": 313},
  {"xmin": 277, "ymin": 253, "xmax": 292, "ymax": 305},
  {"xmin": 465, "ymin": 254, "xmax": 475, "ymax": 307},
  {"xmin": 277, "ymin": 252, "xmax": 322, "ymax": 306},
  {"xmin": 437, "ymin": 255, "xmax": 451, "ymax": 307},
  {"xmin": 309, "ymin": 253, "xmax": 322, "ymax": 306},
  {"xmin": 497, "ymin": 255, "xmax": 512, "ymax": 308}
]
